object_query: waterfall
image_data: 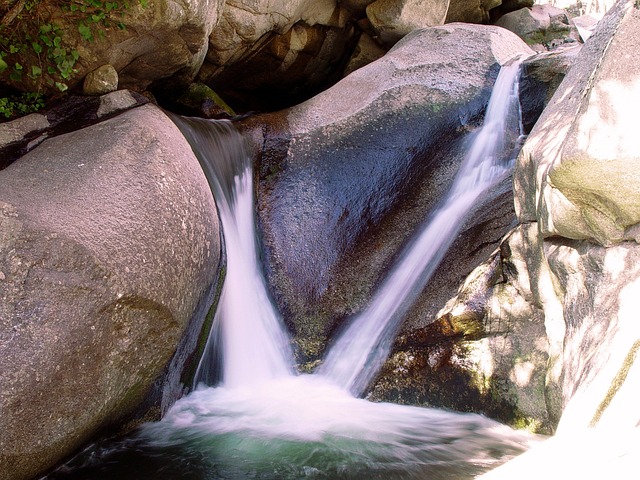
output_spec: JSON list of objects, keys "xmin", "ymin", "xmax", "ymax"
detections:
[
  {"xmin": 47, "ymin": 60, "xmax": 538, "ymax": 480},
  {"xmin": 169, "ymin": 116, "xmax": 294, "ymax": 388},
  {"xmin": 319, "ymin": 59, "xmax": 525, "ymax": 395}
]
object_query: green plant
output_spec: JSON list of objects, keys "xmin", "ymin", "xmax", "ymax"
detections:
[
  {"xmin": 0, "ymin": 0, "xmax": 149, "ymax": 118},
  {"xmin": 0, "ymin": 92, "xmax": 45, "ymax": 118}
]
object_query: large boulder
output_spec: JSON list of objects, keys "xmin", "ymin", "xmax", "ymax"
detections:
[
  {"xmin": 0, "ymin": 104, "xmax": 221, "ymax": 480},
  {"xmin": 515, "ymin": 0, "xmax": 640, "ymax": 245},
  {"xmin": 514, "ymin": 0, "xmax": 640, "ymax": 426},
  {"xmin": 494, "ymin": 5, "xmax": 578, "ymax": 50},
  {"xmin": 239, "ymin": 23, "xmax": 533, "ymax": 363}
]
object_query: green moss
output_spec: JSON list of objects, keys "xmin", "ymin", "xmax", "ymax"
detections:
[
  {"xmin": 175, "ymin": 83, "xmax": 236, "ymax": 117},
  {"xmin": 179, "ymin": 262, "xmax": 227, "ymax": 387}
]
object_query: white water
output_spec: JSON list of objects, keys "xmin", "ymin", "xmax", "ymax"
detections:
[
  {"xmin": 171, "ymin": 117, "xmax": 294, "ymax": 387},
  {"xmin": 128, "ymin": 61, "xmax": 535, "ymax": 479},
  {"xmin": 319, "ymin": 60, "xmax": 525, "ymax": 395}
]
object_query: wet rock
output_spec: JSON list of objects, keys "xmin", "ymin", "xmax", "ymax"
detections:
[
  {"xmin": 241, "ymin": 24, "xmax": 533, "ymax": 362},
  {"xmin": 0, "ymin": 104, "xmax": 221, "ymax": 480}
]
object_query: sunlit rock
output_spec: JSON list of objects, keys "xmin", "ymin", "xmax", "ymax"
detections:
[{"xmin": 515, "ymin": 0, "xmax": 640, "ymax": 245}]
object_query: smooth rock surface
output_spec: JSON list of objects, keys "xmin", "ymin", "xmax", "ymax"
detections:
[
  {"xmin": 242, "ymin": 24, "xmax": 533, "ymax": 361},
  {"xmin": 0, "ymin": 104, "xmax": 221, "ymax": 480}
]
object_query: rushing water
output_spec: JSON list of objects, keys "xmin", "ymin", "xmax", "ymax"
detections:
[
  {"xmin": 319, "ymin": 60, "xmax": 525, "ymax": 396},
  {"xmin": 47, "ymin": 60, "xmax": 536, "ymax": 480}
]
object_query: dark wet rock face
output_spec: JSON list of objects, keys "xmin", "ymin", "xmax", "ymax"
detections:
[{"xmin": 241, "ymin": 24, "xmax": 534, "ymax": 361}]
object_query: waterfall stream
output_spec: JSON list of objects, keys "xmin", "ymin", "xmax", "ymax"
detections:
[
  {"xmin": 319, "ymin": 59, "xmax": 525, "ymax": 396},
  {"xmin": 47, "ymin": 60, "xmax": 537, "ymax": 480}
]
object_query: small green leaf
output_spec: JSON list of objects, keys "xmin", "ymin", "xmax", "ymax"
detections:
[
  {"xmin": 30, "ymin": 65, "xmax": 42, "ymax": 77},
  {"xmin": 39, "ymin": 24, "xmax": 53, "ymax": 34},
  {"xmin": 32, "ymin": 42, "xmax": 43, "ymax": 54},
  {"xmin": 9, "ymin": 44, "xmax": 20, "ymax": 54},
  {"xmin": 14, "ymin": 62, "xmax": 23, "ymax": 71},
  {"xmin": 0, "ymin": 57, "xmax": 7, "ymax": 73},
  {"xmin": 40, "ymin": 35, "xmax": 53, "ymax": 47},
  {"xmin": 71, "ymin": 50, "xmax": 80, "ymax": 61},
  {"xmin": 55, "ymin": 82, "xmax": 68, "ymax": 92},
  {"xmin": 9, "ymin": 71, "xmax": 21, "ymax": 81},
  {"xmin": 53, "ymin": 36, "xmax": 62, "ymax": 47},
  {"xmin": 78, "ymin": 23, "xmax": 93, "ymax": 41}
]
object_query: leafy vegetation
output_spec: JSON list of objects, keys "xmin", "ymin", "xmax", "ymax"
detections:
[
  {"xmin": 0, "ymin": 91, "xmax": 45, "ymax": 118},
  {"xmin": 0, "ymin": 0, "xmax": 147, "ymax": 119}
]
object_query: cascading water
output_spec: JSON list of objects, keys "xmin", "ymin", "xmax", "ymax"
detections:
[
  {"xmin": 46, "ymin": 60, "xmax": 537, "ymax": 480},
  {"xmin": 168, "ymin": 117, "xmax": 294, "ymax": 388},
  {"xmin": 319, "ymin": 59, "xmax": 525, "ymax": 396}
]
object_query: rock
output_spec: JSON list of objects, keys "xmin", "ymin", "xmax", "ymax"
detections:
[
  {"xmin": 240, "ymin": 24, "xmax": 533, "ymax": 362},
  {"xmin": 95, "ymin": 90, "xmax": 139, "ymax": 118},
  {"xmin": 199, "ymin": 0, "xmax": 357, "ymax": 110},
  {"xmin": 581, "ymin": 0, "xmax": 618, "ymax": 15},
  {"xmin": 446, "ymin": 0, "xmax": 504, "ymax": 24},
  {"xmin": 82, "ymin": 64, "xmax": 119, "ymax": 96},
  {"xmin": 341, "ymin": 0, "xmax": 377, "ymax": 16},
  {"xmin": 572, "ymin": 13, "xmax": 602, "ymax": 41},
  {"xmin": 518, "ymin": 44, "xmax": 580, "ymax": 132},
  {"xmin": 515, "ymin": 0, "xmax": 640, "ymax": 245},
  {"xmin": 366, "ymin": 181, "xmax": 558, "ymax": 433},
  {"xmin": 205, "ymin": 0, "xmax": 346, "ymax": 68},
  {"xmin": 366, "ymin": 0, "xmax": 450, "ymax": 45},
  {"xmin": 0, "ymin": 113, "xmax": 49, "ymax": 158},
  {"xmin": 342, "ymin": 32, "xmax": 387, "ymax": 76},
  {"xmin": 438, "ymin": 0, "xmax": 640, "ymax": 472},
  {"xmin": 0, "ymin": 104, "xmax": 221, "ymax": 480},
  {"xmin": 0, "ymin": 0, "xmax": 224, "ymax": 96},
  {"xmin": 0, "ymin": 92, "xmax": 149, "ymax": 170},
  {"xmin": 495, "ymin": 5, "xmax": 578, "ymax": 50},
  {"xmin": 200, "ymin": 16, "xmax": 358, "ymax": 111}
]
